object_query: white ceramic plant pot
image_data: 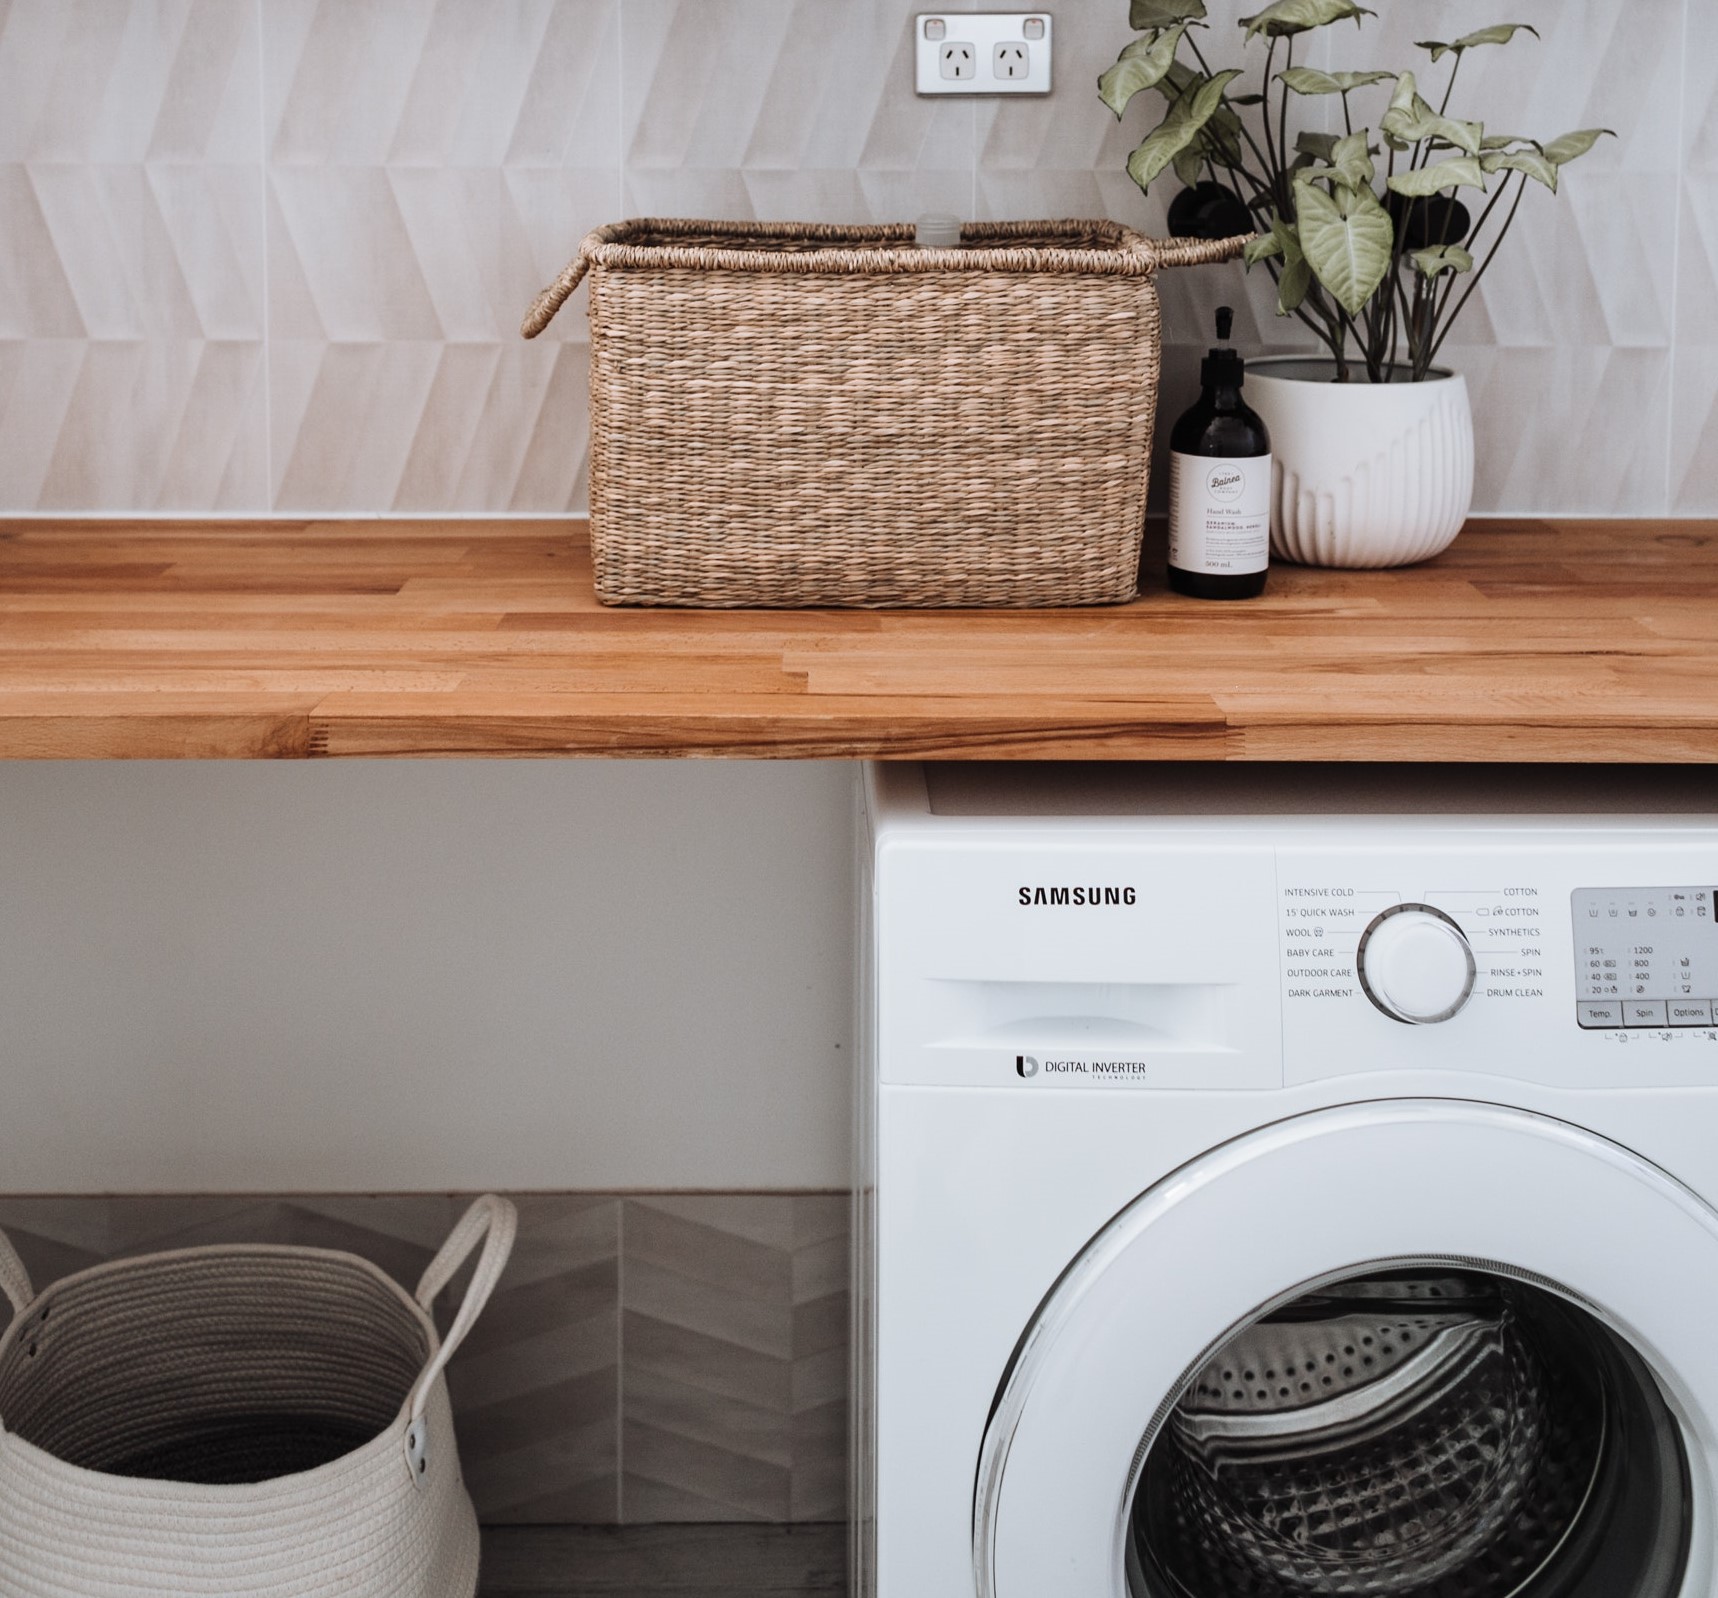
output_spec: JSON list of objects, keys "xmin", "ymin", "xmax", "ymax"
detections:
[{"xmin": 1244, "ymin": 358, "xmax": 1474, "ymax": 569}]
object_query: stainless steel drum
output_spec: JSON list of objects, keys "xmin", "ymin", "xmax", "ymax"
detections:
[{"xmin": 1132, "ymin": 1273, "xmax": 1611, "ymax": 1598}]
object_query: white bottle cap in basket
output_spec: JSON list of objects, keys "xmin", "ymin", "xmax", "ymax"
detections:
[{"xmin": 914, "ymin": 214, "xmax": 963, "ymax": 249}]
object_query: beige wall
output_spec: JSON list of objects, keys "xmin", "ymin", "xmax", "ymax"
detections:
[
  {"xmin": 0, "ymin": 761, "xmax": 857, "ymax": 1192},
  {"xmin": 0, "ymin": 0, "xmax": 1709, "ymax": 517}
]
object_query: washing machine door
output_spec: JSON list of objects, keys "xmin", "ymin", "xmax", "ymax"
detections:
[{"xmin": 975, "ymin": 1101, "xmax": 1717, "ymax": 1598}]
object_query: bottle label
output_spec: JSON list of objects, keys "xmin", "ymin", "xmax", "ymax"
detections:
[{"xmin": 1168, "ymin": 452, "xmax": 1272, "ymax": 576}]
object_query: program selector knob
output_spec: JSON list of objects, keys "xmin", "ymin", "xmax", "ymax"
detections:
[{"xmin": 1356, "ymin": 903, "xmax": 1477, "ymax": 1024}]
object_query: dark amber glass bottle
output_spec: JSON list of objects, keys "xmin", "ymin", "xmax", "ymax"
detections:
[{"xmin": 1166, "ymin": 308, "xmax": 1272, "ymax": 600}]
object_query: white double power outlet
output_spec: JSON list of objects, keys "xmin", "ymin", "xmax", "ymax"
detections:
[{"xmin": 915, "ymin": 13, "xmax": 1053, "ymax": 96}]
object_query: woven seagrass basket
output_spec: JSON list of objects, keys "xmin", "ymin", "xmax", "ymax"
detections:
[
  {"xmin": 522, "ymin": 218, "xmax": 1247, "ymax": 608},
  {"xmin": 0, "ymin": 1195, "xmax": 515, "ymax": 1598}
]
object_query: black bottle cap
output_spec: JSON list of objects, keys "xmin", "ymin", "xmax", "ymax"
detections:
[{"xmin": 1201, "ymin": 306, "xmax": 1244, "ymax": 389}]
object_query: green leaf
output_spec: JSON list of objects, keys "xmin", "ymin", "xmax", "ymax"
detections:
[
  {"xmin": 1386, "ymin": 157, "xmax": 1488, "ymax": 196},
  {"xmin": 1130, "ymin": 0, "xmax": 1206, "ymax": 28},
  {"xmin": 1294, "ymin": 178, "xmax": 1392, "ymax": 316},
  {"xmin": 1480, "ymin": 133, "xmax": 1526, "ymax": 151},
  {"xmin": 1418, "ymin": 23, "xmax": 1539, "ymax": 61},
  {"xmin": 1294, "ymin": 130, "xmax": 1341, "ymax": 161},
  {"xmin": 1152, "ymin": 60, "xmax": 1246, "ymax": 167},
  {"xmin": 1239, "ymin": 0, "xmax": 1373, "ymax": 40},
  {"xmin": 1329, "ymin": 129, "xmax": 1376, "ymax": 190},
  {"xmin": 1542, "ymin": 127, "xmax": 1616, "ymax": 165},
  {"xmin": 1172, "ymin": 143, "xmax": 1206, "ymax": 186},
  {"xmin": 1481, "ymin": 147, "xmax": 1558, "ymax": 190},
  {"xmin": 1277, "ymin": 255, "xmax": 1314, "ymax": 314},
  {"xmin": 1411, "ymin": 244, "xmax": 1475, "ymax": 277},
  {"xmin": 1278, "ymin": 67, "xmax": 1394, "ymax": 95},
  {"xmin": 1379, "ymin": 76, "xmax": 1483, "ymax": 155},
  {"xmin": 1099, "ymin": 25, "xmax": 1187, "ymax": 117},
  {"xmin": 1229, "ymin": 91, "xmax": 1266, "ymax": 105},
  {"xmin": 1250, "ymin": 218, "xmax": 1312, "ymax": 314},
  {"xmin": 1126, "ymin": 69, "xmax": 1243, "ymax": 193}
]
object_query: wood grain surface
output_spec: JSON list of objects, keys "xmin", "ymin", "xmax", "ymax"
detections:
[{"xmin": 0, "ymin": 517, "xmax": 1713, "ymax": 761}]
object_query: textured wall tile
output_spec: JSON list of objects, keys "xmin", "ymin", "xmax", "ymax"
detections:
[
  {"xmin": 0, "ymin": 0, "xmax": 265, "ymax": 510},
  {"xmin": 1673, "ymin": 1, "xmax": 1718, "ymax": 513},
  {"xmin": 270, "ymin": 337, "xmax": 588, "ymax": 511},
  {"xmin": 263, "ymin": 0, "xmax": 615, "ymax": 512},
  {"xmin": 1464, "ymin": 345, "xmax": 1671, "ymax": 515},
  {"xmin": 0, "ymin": 0, "xmax": 259, "ymax": 163},
  {"xmin": 0, "ymin": 338, "xmax": 267, "ymax": 510},
  {"xmin": 622, "ymin": 0, "xmax": 972, "ymax": 223},
  {"xmin": 620, "ymin": 1195, "xmax": 847, "ymax": 1523},
  {"xmin": 266, "ymin": 0, "xmax": 620, "ymax": 169},
  {"xmin": 454, "ymin": 1196, "xmax": 620, "ymax": 1525}
]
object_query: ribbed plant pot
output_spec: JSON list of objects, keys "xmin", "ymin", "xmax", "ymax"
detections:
[{"xmin": 1244, "ymin": 358, "xmax": 1474, "ymax": 569}]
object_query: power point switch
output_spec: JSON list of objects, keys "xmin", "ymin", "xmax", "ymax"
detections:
[{"xmin": 916, "ymin": 13, "xmax": 1052, "ymax": 96}]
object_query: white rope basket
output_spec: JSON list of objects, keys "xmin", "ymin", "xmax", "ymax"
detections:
[{"xmin": 0, "ymin": 1194, "xmax": 517, "ymax": 1597}]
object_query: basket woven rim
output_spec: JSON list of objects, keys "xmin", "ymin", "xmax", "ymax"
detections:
[
  {"xmin": 587, "ymin": 216, "xmax": 1249, "ymax": 276},
  {"xmin": 0, "ymin": 1243, "xmax": 437, "ymax": 1360},
  {"xmin": 522, "ymin": 216, "xmax": 1248, "ymax": 337}
]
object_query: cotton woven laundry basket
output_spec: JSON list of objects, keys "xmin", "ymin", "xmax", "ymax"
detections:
[
  {"xmin": 522, "ymin": 217, "xmax": 1248, "ymax": 608},
  {"xmin": 0, "ymin": 1193, "xmax": 516, "ymax": 1598}
]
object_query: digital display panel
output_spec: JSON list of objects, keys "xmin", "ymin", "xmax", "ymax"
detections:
[{"xmin": 1572, "ymin": 887, "xmax": 1718, "ymax": 1029}]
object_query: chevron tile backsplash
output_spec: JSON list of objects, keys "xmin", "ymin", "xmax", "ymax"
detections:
[
  {"xmin": 0, "ymin": 0, "xmax": 1710, "ymax": 514},
  {"xmin": 0, "ymin": 1191, "xmax": 849, "ymax": 1525}
]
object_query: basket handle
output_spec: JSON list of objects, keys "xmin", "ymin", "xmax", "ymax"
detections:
[
  {"xmin": 0, "ymin": 1232, "xmax": 31, "ymax": 1321},
  {"xmin": 521, "ymin": 226, "xmax": 613, "ymax": 339},
  {"xmin": 1141, "ymin": 232, "xmax": 1253, "ymax": 270},
  {"xmin": 408, "ymin": 1193, "xmax": 518, "ymax": 1425}
]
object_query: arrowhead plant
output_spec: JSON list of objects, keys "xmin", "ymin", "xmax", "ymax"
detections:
[{"xmin": 1098, "ymin": 3, "xmax": 1611, "ymax": 380}]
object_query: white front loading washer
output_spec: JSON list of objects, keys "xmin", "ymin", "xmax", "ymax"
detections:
[{"xmin": 855, "ymin": 762, "xmax": 1718, "ymax": 1598}]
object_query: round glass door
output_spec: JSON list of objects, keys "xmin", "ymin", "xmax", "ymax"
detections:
[
  {"xmin": 974, "ymin": 1103, "xmax": 1718, "ymax": 1598},
  {"xmin": 1127, "ymin": 1265, "xmax": 1691, "ymax": 1598}
]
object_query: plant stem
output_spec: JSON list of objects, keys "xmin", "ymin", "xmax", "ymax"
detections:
[
  {"xmin": 1278, "ymin": 37, "xmax": 1293, "ymax": 191},
  {"xmin": 1261, "ymin": 38, "xmax": 1280, "ymax": 199},
  {"xmin": 1426, "ymin": 173, "xmax": 1527, "ymax": 367},
  {"xmin": 1186, "ymin": 33, "xmax": 1276, "ymax": 182},
  {"xmin": 1438, "ymin": 53, "xmax": 1462, "ymax": 117}
]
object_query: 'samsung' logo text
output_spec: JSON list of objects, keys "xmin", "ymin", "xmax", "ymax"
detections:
[{"xmin": 1017, "ymin": 885, "xmax": 1137, "ymax": 907}]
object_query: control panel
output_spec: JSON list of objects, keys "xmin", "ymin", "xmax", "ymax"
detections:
[
  {"xmin": 1281, "ymin": 884, "xmax": 1547, "ymax": 1024},
  {"xmin": 1573, "ymin": 886, "xmax": 1718, "ymax": 1028},
  {"xmin": 1275, "ymin": 852, "xmax": 1718, "ymax": 1087}
]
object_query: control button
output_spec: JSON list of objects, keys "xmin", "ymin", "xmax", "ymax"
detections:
[
  {"xmin": 1668, "ymin": 1000, "xmax": 1714, "ymax": 1027},
  {"xmin": 1023, "ymin": 16, "xmax": 1046, "ymax": 37},
  {"xmin": 923, "ymin": 16, "xmax": 946, "ymax": 38},
  {"xmin": 1578, "ymin": 1001, "xmax": 1623, "ymax": 1029},
  {"xmin": 1357, "ymin": 903, "xmax": 1477, "ymax": 1025},
  {"xmin": 1625, "ymin": 1000, "xmax": 1668, "ymax": 1027}
]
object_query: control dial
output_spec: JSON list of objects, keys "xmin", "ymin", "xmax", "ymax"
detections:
[{"xmin": 1357, "ymin": 903, "xmax": 1476, "ymax": 1025}]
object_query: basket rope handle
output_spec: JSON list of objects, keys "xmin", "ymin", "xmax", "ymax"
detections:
[
  {"xmin": 0, "ymin": 1232, "xmax": 32, "ymax": 1320},
  {"xmin": 1140, "ymin": 233, "xmax": 1253, "ymax": 270},
  {"xmin": 521, "ymin": 226, "xmax": 617, "ymax": 339},
  {"xmin": 408, "ymin": 1193, "xmax": 518, "ymax": 1424}
]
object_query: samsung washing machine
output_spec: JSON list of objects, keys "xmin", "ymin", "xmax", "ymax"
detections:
[{"xmin": 855, "ymin": 762, "xmax": 1718, "ymax": 1598}]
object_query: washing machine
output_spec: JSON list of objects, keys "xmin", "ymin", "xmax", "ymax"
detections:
[{"xmin": 854, "ymin": 761, "xmax": 1718, "ymax": 1598}]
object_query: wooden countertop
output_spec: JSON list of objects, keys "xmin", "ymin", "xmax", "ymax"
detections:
[{"xmin": 0, "ymin": 517, "xmax": 1713, "ymax": 760}]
